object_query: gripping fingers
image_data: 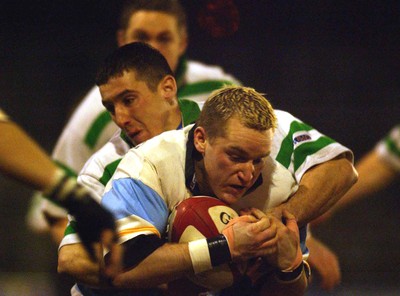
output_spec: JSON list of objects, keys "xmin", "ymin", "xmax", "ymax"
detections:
[
  {"xmin": 247, "ymin": 207, "xmax": 268, "ymax": 220},
  {"xmin": 255, "ymin": 219, "xmax": 279, "ymax": 249}
]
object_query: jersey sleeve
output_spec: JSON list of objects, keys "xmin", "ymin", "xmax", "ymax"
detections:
[
  {"xmin": 102, "ymin": 152, "xmax": 169, "ymax": 245},
  {"xmin": 58, "ymin": 215, "xmax": 80, "ymax": 249},
  {"xmin": 375, "ymin": 124, "xmax": 400, "ymax": 171},
  {"xmin": 272, "ymin": 110, "xmax": 354, "ymax": 183}
]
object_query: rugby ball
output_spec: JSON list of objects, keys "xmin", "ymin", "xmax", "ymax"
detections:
[{"xmin": 168, "ymin": 196, "xmax": 243, "ymax": 290}]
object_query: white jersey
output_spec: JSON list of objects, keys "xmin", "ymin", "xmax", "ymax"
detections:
[
  {"xmin": 78, "ymin": 129, "xmax": 130, "ymax": 201},
  {"xmin": 28, "ymin": 59, "xmax": 240, "ymax": 230},
  {"xmin": 375, "ymin": 124, "xmax": 400, "ymax": 171},
  {"xmin": 60, "ymin": 110, "xmax": 353, "ymax": 248}
]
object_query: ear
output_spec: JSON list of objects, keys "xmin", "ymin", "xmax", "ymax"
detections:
[
  {"xmin": 116, "ymin": 29, "xmax": 126, "ymax": 47},
  {"xmin": 194, "ymin": 126, "xmax": 207, "ymax": 154},
  {"xmin": 159, "ymin": 75, "xmax": 178, "ymax": 105}
]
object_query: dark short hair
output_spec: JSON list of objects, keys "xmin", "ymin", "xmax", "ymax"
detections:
[
  {"xmin": 118, "ymin": 0, "xmax": 187, "ymax": 34},
  {"xmin": 95, "ymin": 42, "xmax": 173, "ymax": 91}
]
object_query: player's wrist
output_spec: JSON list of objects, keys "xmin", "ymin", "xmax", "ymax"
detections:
[
  {"xmin": 188, "ymin": 234, "xmax": 231, "ymax": 274},
  {"xmin": 280, "ymin": 243, "xmax": 303, "ymax": 272},
  {"xmin": 43, "ymin": 167, "xmax": 66, "ymax": 197},
  {"xmin": 276, "ymin": 261, "xmax": 304, "ymax": 282},
  {"xmin": 276, "ymin": 260, "xmax": 311, "ymax": 282},
  {"xmin": 43, "ymin": 168, "xmax": 87, "ymax": 214}
]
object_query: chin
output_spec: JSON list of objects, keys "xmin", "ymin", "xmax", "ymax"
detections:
[{"xmin": 219, "ymin": 192, "xmax": 242, "ymax": 206}]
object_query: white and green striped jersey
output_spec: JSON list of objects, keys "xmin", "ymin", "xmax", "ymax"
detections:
[
  {"xmin": 28, "ymin": 59, "xmax": 240, "ymax": 230},
  {"xmin": 60, "ymin": 109, "xmax": 353, "ymax": 249},
  {"xmin": 271, "ymin": 110, "xmax": 353, "ymax": 182},
  {"xmin": 376, "ymin": 124, "xmax": 400, "ymax": 171}
]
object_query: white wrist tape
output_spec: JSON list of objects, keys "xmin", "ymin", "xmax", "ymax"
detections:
[{"xmin": 188, "ymin": 238, "xmax": 212, "ymax": 274}]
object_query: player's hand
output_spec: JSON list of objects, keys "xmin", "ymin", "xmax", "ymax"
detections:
[
  {"xmin": 45, "ymin": 173, "xmax": 119, "ymax": 260},
  {"xmin": 68, "ymin": 189, "xmax": 123, "ymax": 277},
  {"xmin": 262, "ymin": 209, "xmax": 302, "ymax": 271},
  {"xmin": 67, "ymin": 188, "xmax": 118, "ymax": 258},
  {"xmin": 222, "ymin": 208, "xmax": 278, "ymax": 261}
]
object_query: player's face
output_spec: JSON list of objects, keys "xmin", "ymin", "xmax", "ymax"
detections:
[
  {"xmin": 118, "ymin": 11, "xmax": 187, "ymax": 73},
  {"xmin": 194, "ymin": 117, "xmax": 273, "ymax": 205},
  {"xmin": 100, "ymin": 71, "xmax": 177, "ymax": 145}
]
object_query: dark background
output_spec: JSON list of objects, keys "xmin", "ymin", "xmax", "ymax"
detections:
[{"xmin": 0, "ymin": 1, "xmax": 399, "ymax": 295}]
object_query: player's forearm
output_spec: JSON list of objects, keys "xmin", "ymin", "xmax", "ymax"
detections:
[
  {"xmin": 112, "ymin": 242, "xmax": 193, "ymax": 289},
  {"xmin": 0, "ymin": 121, "xmax": 58, "ymax": 190},
  {"xmin": 280, "ymin": 156, "xmax": 358, "ymax": 226},
  {"xmin": 58, "ymin": 243, "xmax": 110, "ymax": 287},
  {"xmin": 332, "ymin": 150, "xmax": 397, "ymax": 212}
]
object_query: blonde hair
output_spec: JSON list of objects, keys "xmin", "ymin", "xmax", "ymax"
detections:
[{"xmin": 198, "ymin": 85, "xmax": 277, "ymax": 140}]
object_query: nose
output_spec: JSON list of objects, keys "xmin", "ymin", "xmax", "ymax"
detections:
[
  {"xmin": 237, "ymin": 162, "xmax": 255, "ymax": 184},
  {"xmin": 114, "ymin": 104, "xmax": 131, "ymax": 128}
]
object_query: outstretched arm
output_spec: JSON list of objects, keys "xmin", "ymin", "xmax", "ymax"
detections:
[
  {"xmin": 0, "ymin": 119, "xmax": 61, "ymax": 190},
  {"xmin": 328, "ymin": 149, "xmax": 398, "ymax": 213},
  {"xmin": 0, "ymin": 118, "xmax": 120, "ymax": 269}
]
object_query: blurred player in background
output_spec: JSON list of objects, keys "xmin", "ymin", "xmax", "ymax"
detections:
[
  {"xmin": 316, "ymin": 124, "xmax": 399, "ymax": 216},
  {"xmin": 310, "ymin": 124, "xmax": 399, "ymax": 289}
]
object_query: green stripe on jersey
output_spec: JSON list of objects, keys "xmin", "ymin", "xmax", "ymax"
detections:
[
  {"xmin": 275, "ymin": 121, "xmax": 314, "ymax": 168},
  {"xmin": 54, "ymin": 160, "xmax": 78, "ymax": 177},
  {"xmin": 385, "ymin": 135, "xmax": 400, "ymax": 158},
  {"xmin": 178, "ymin": 99, "xmax": 201, "ymax": 125},
  {"xmin": 64, "ymin": 220, "xmax": 77, "ymax": 236},
  {"xmin": 177, "ymin": 80, "xmax": 237, "ymax": 98},
  {"xmin": 84, "ymin": 111, "xmax": 112, "ymax": 149},
  {"xmin": 275, "ymin": 121, "xmax": 336, "ymax": 171},
  {"xmin": 99, "ymin": 159, "xmax": 122, "ymax": 186},
  {"xmin": 293, "ymin": 136, "xmax": 336, "ymax": 171}
]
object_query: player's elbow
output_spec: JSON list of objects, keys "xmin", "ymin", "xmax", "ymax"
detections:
[
  {"xmin": 339, "ymin": 157, "xmax": 359, "ymax": 193},
  {"xmin": 57, "ymin": 245, "xmax": 84, "ymax": 277},
  {"xmin": 57, "ymin": 247, "xmax": 72, "ymax": 275}
]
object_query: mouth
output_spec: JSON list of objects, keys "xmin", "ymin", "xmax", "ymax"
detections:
[
  {"xmin": 228, "ymin": 184, "xmax": 247, "ymax": 195},
  {"xmin": 126, "ymin": 130, "xmax": 141, "ymax": 142}
]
